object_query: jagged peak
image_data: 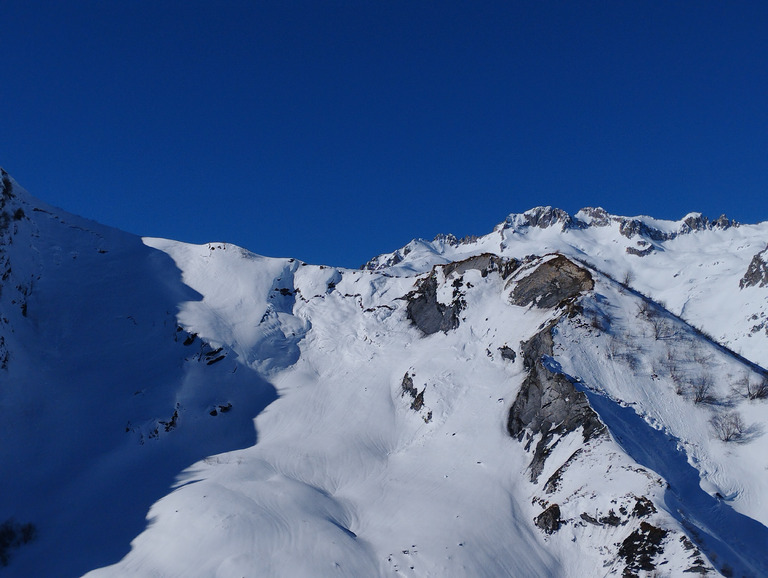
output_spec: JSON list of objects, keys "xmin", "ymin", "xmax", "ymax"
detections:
[
  {"xmin": 503, "ymin": 207, "xmax": 740, "ymax": 239},
  {"xmin": 503, "ymin": 206, "xmax": 582, "ymax": 232},
  {"xmin": 363, "ymin": 206, "xmax": 749, "ymax": 272},
  {"xmin": 576, "ymin": 207, "xmax": 612, "ymax": 227}
]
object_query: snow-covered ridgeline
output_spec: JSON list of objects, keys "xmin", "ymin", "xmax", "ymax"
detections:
[{"xmin": 1, "ymin": 174, "xmax": 767, "ymax": 576}]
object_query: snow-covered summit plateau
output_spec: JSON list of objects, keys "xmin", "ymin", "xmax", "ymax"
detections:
[{"xmin": 1, "ymin": 172, "xmax": 768, "ymax": 577}]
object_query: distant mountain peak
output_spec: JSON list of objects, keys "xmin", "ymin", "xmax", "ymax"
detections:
[
  {"xmin": 362, "ymin": 207, "xmax": 743, "ymax": 272},
  {"xmin": 502, "ymin": 206, "xmax": 739, "ymax": 237},
  {"xmin": 3, "ymin": 170, "xmax": 768, "ymax": 576},
  {"xmin": 503, "ymin": 206, "xmax": 581, "ymax": 231}
]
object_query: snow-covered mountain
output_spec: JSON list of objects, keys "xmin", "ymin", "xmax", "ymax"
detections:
[{"xmin": 2, "ymin": 172, "xmax": 768, "ymax": 577}]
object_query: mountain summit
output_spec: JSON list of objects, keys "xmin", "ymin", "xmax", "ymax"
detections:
[{"xmin": 1, "ymin": 173, "xmax": 768, "ymax": 577}]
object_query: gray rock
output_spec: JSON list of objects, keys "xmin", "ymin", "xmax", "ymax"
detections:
[
  {"xmin": 442, "ymin": 253, "xmax": 519, "ymax": 279},
  {"xmin": 498, "ymin": 345, "xmax": 516, "ymax": 362},
  {"xmin": 618, "ymin": 219, "xmax": 673, "ymax": 242},
  {"xmin": 509, "ymin": 255, "xmax": 594, "ymax": 309},
  {"xmin": 626, "ymin": 245, "xmax": 655, "ymax": 257},
  {"xmin": 713, "ymin": 213, "xmax": 738, "ymax": 229},
  {"xmin": 407, "ymin": 255, "xmax": 519, "ymax": 335},
  {"xmin": 507, "ymin": 324, "xmax": 605, "ymax": 482},
  {"xmin": 406, "ymin": 273, "xmax": 463, "ymax": 335},
  {"xmin": 740, "ymin": 245, "xmax": 768, "ymax": 289},
  {"xmin": 534, "ymin": 503, "xmax": 561, "ymax": 534},
  {"xmin": 578, "ymin": 207, "xmax": 612, "ymax": 227},
  {"xmin": 618, "ymin": 521, "xmax": 668, "ymax": 574},
  {"xmin": 504, "ymin": 207, "xmax": 585, "ymax": 232},
  {"xmin": 682, "ymin": 213, "xmax": 710, "ymax": 231}
]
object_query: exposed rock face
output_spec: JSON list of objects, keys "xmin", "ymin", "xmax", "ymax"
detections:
[
  {"xmin": 432, "ymin": 233, "xmax": 460, "ymax": 247},
  {"xmin": 498, "ymin": 345, "xmax": 516, "ymax": 362},
  {"xmin": 682, "ymin": 213, "xmax": 710, "ymax": 231},
  {"xmin": 407, "ymin": 255, "xmax": 520, "ymax": 335},
  {"xmin": 618, "ymin": 219, "xmax": 672, "ymax": 242},
  {"xmin": 0, "ymin": 170, "xmax": 34, "ymax": 365},
  {"xmin": 682, "ymin": 212, "xmax": 737, "ymax": 232},
  {"xmin": 510, "ymin": 255, "xmax": 594, "ymax": 309},
  {"xmin": 625, "ymin": 245, "xmax": 655, "ymax": 257},
  {"xmin": 618, "ymin": 521, "xmax": 668, "ymax": 574},
  {"xmin": 507, "ymin": 324, "xmax": 605, "ymax": 482},
  {"xmin": 712, "ymin": 213, "xmax": 736, "ymax": 229},
  {"xmin": 504, "ymin": 206, "xmax": 583, "ymax": 232},
  {"xmin": 364, "ymin": 208, "xmax": 740, "ymax": 272},
  {"xmin": 577, "ymin": 207, "xmax": 612, "ymax": 227},
  {"xmin": 361, "ymin": 248, "xmax": 405, "ymax": 271},
  {"xmin": 406, "ymin": 273, "xmax": 463, "ymax": 335},
  {"xmin": 534, "ymin": 503, "xmax": 561, "ymax": 534},
  {"xmin": 442, "ymin": 253, "xmax": 518, "ymax": 279},
  {"xmin": 740, "ymin": 245, "xmax": 768, "ymax": 289}
]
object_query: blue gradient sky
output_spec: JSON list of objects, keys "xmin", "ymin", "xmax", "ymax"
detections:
[{"xmin": 3, "ymin": 2, "xmax": 768, "ymax": 267}]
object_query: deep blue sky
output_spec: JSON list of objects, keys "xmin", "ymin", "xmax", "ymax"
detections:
[{"xmin": 3, "ymin": 2, "xmax": 768, "ymax": 267}]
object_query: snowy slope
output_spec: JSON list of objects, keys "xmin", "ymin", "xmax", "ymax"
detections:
[
  {"xmin": 2, "ymin": 173, "xmax": 767, "ymax": 577},
  {"xmin": 0, "ymin": 176, "xmax": 277, "ymax": 576},
  {"xmin": 365, "ymin": 206, "xmax": 768, "ymax": 367}
]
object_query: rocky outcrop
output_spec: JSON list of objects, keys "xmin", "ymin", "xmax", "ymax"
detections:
[
  {"xmin": 503, "ymin": 206, "xmax": 584, "ymax": 232},
  {"xmin": 362, "ymin": 233, "xmax": 471, "ymax": 271},
  {"xmin": 577, "ymin": 207, "xmax": 612, "ymax": 227},
  {"xmin": 509, "ymin": 255, "xmax": 593, "ymax": 309},
  {"xmin": 407, "ymin": 255, "xmax": 520, "ymax": 335},
  {"xmin": 625, "ymin": 244, "xmax": 655, "ymax": 257},
  {"xmin": 442, "ymin": 253, "xmax": 518, "ymax": 279},
  {"xmin": 361, "ymin": 245, "xmax": 408, "ymax": 271},
  {"xmin": 740, "ymin": 245, "xmax": 768, "ymax": 289},
  {"xmin": 712, "ymin": 213, "xmax": 736, "ymax": 229},
  {"xmin": 681, "ymin": 212, "xmax": 737, "ymax": 232},
  {"xmin": 507, "ymin": 254, "xmax": 602, "ymax": 483},
  {"xmin": 405, "ymin": 272, "xmax": 464, "ymax": 335},
  {"xmin": 618, "ymin": 521, "xmax": 668, "ymax": 575},
  {"xmin": 363, "ymin": 208, "xmax": 741, "ymax": 273},
  {"xmin": 431, "ymin": 233, "xmax": 460, "ymax": 247},
  {"xmin": 507, "ymin": 324, "xmax": 605, "ymax": 482},
  {"xmin": 618, "ymin": 218, "xmax": 672, "ymax": 242},
  {"xmin": 498, "ymin": 345, "xmax": 516, "ymax": 362},
  {"xmin": 400, "ymin": 372, "xmax": 431, "ymax": 421},
  {"xmin": 534, "ymin": 503, "xmax": 561, "ymax": 534}
]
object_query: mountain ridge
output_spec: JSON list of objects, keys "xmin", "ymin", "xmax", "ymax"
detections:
[{"xmin": 1, "ymin": 172, "xmax": 768, "ymax": 576}]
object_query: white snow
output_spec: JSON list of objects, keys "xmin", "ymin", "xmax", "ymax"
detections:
[{"xmin": 0, "ymin": 181, "xmax": 765, "ymax": 577}]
